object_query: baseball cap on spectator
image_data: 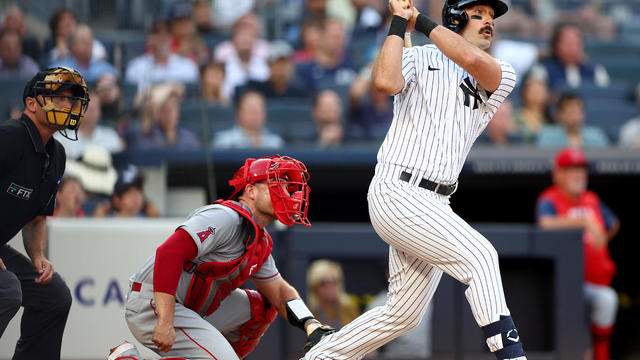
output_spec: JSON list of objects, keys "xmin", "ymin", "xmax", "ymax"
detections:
[
  {"xmin": 166, "ymin": 1, "xmax": 193, "ymax": 21},
  {"xmin": 268, "ymin": 40, "xmax": 293, "ymax": 63},
  {"xmin": 554, "ymin": 147, "xmax": 587, "ymax": 168},
  {"xmin": 114, "ymin": 164, "xmax": 144, "ymax": 196},
  {"xmin": 64, "ymin": 145, "xmax": 118, "ymax": 195}
]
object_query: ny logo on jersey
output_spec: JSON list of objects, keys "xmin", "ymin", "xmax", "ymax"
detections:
[
  {"xmin": 460, "ymin": 77, "xmax": 483, "ymax": 110},
  {"xmin": 197, "ymin": 226, "xmax": 216, "ymax": 242}
]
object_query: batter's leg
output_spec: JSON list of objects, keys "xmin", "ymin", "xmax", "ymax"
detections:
[
  {"xmin": 305, "ymin": 246, "xmax": 442, "ymax": 360},
  {"xmin": 367, "ymin": 182, "xmax": 525, "ymax": 359}
]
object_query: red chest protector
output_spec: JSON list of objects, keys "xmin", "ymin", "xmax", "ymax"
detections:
[
  {"xmin": 538, "ymin": 186, "xmax": 616, "ymax": 285},
  {"xmin": 183, "ymin": 200, "xmax": 273, "ymax": 316}
]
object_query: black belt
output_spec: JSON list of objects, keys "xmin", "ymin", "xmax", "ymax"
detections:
[{"xmin": 399, "ymin": 171, "xmax": 457, "ymax": 196}]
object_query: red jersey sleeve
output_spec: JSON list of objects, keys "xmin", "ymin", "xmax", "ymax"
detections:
[{"xmin": 153, "ymin": 228, "xmax": 198, "ymax": 295}]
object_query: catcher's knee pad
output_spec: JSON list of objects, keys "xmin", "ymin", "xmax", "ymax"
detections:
[
  {"xmin": 227, "ymin": 289, "xmax": 278, "ymax": 358},
  {"xmin": 482, "ymin": 315, "xmax": 525, "ymax": 360}
]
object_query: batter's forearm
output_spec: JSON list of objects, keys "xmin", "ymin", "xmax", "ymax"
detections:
[
  {"xmin": 154, "ymin": 292, "xmax": 176, "ymax": 325},
  {"xmin": 372, "ymin": 32, "xmax": 406, "ymax": 95},
  {"xmin": 22, "ymin": 216, "xmax": 47, "ymax": 263},
  {"xmin": 427, "ymin": 23, "xmax": 501, "ymax": 91}
]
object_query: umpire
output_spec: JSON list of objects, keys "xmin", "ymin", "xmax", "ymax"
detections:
[{"xmin": 0, "ymin": 67, "xmax": 89, "ymax": 360}]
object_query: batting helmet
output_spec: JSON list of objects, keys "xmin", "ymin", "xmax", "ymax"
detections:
[
  {"xmin": 442, "ymin": 0, "xmax": 509, "ymax": 33},
  {"xmin": 228, "ymin": 155, "xmax": 311, "ymax": 227},
  {"xmin": 23, "ymin": 66, "xmax": 90, "ymax": 141}
]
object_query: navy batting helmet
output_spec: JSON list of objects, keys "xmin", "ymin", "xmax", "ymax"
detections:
[{"xmin": 442, "ymin": 0, "xmax": 509, "ymax": 33}]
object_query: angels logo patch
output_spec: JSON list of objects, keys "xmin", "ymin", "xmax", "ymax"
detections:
[{"xmin": 197, "ymin": 226, "xmax": 216, "ymax": 242}]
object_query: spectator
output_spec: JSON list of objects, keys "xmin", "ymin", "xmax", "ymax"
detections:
[
  {"xmin": 0, "ymin": 29, "xmax": 39, "ymax": 79},
  {"xmin": 530, "ymin": 23, "xmax": 610, "ymax": 91},
  {"xmin": 292, "ymin": 17, "xmax": 323, "ymax": 64},
  {"xmin": 210, "ymin": 0, "xmax": 255, "ymax": 31},
  {"xmin": 537, "ymin": 92, "xmax": 609, "ymax": 148},
  {"xmin": 241, "ymin": 40, "xmax": 308, "ymax": 99},
  {"xmin": 134, "ymin": 82, "xmax": 201, "ymax": 150},
  {"xmin": 54, "ymin": 91, "xmax": 125, "ymax": 160},
  {"xmin": 295, "ymin": 17, "xmax": 357, "ymax": 91},
  {"xmin": 212, "ymin": 90, "xmax": 284, "ymax": 149},
  {"xmin": 52, "ymin": 176, "xmax": 85, "ymax": 217},
  {"xmin": 193, "ymin": 0, "xmax": 215, "ymax": 35},
  {"xmin": 618, "ymin": 84, "xmax": 640, "ymax": 148},
  {"xmin": 483, "ymin": 100, "xmax": 521, "ymax": 146},
  {"xmin": 200, "ymin": 61, "xmax": 230, "ymax": 106},
  {"xmin": 95, "ymin": 73, "xmax": 126, "ymax": 121},
  {"xmin": 50, "ymin": 24, "xmax": 117, "ymax": 82},
  {"xmin": 93, "ymin": 165, "xmax": 160, "ymax": 218},
  {"xmin": 536, "ymin": 148, "xmax": 620, "ymax": 360},
  {"xmin": 1, "ymin": 5, "xmax": 42, "ymax": 61},
  {"xmin": 489, "ymin": 34, "xmax": 539, "ymax": 85},
  {"xmin": 166, "ymin": 1, "xmax": 210, "ymax": 66},
  {"xmin": 44, "ymin": 8, "xmax": 107, "ymax": 64},
  {"xmin": 349, "ymin": 64, "xmax": 393, "ymax": 138},
  {"xmin": 64, "ymin": 145, "xmax": 118, "ymax": 214},
  {"xmin": 213, "ymin": 13, "xmax": 270, "ymax": 97},
  {"xmin": 312, "ymin": 89, "xmax": 345, "ymax": 148},
  {"xmin": 514, "ymin": 75, "xmax": 552, "ymax": 144},
  {"xmin": 306, "ymin": 259, "xmax": 360, "ymax": 330},
  {"xmin": 125, "ymin": 21, "xmax": 199, "ymax": 92}
]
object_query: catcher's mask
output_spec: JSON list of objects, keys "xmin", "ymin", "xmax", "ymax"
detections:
[
  {"xmin": 442, "ymin": 0, "xmax": 509, "ymax": 33},
  {"xmin": 25, "ymin": 67, "xmax": 90, "ymax": 141},
  {"xmin": 228, "ymin": 155, "xmax": 311, "ymax": 227}
]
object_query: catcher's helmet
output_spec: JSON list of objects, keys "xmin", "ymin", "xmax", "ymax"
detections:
[
  {"xmin": 23, "ymin": 66, "xmax": 90, "ymax": 141},
  {"xmin": 228, "ymin": 155, "xmax": 311, "ymax": 227},
  {"xmin": 442, "ymin": 0, "xmax": 509, "ymax": 33}
]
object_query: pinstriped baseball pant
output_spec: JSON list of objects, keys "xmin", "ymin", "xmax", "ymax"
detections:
[{"xmin": 305, "ymin": 177, "xmax": 511, "ymax": 359}]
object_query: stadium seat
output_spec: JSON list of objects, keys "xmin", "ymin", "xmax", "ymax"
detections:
[{"xmin": 584, "ymin": 101, "xmax": 637, "ymax": 141}]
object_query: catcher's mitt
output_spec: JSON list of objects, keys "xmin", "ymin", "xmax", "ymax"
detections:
[{"xmin": 302, "ymin": 325, "xmax": 336, "ymax": 354}]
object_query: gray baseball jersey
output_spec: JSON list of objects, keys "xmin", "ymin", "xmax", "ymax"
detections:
[
  {"xmin": 305, "ymin": 44, "xmax": 521, "ymax": 360},
  {"xmin": 125, "ymin": 203, "xmax": 280, "ymax": 359}
]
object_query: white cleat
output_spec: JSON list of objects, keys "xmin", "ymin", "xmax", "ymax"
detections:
[{"xmin": 108, "ymin": 341, "xmax": 140, "ymax": 360}]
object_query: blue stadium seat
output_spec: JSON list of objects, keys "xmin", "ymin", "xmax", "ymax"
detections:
[
  {"xmin": 266, "ymin": 100, "xmax": 312, "ymax": 127},
  {"xmin": 584, "ymin": 101, "xmax": 637, "ymax": 141},
  {"xmin": 180, "ymin": 100, "xmax": 235, "ymax": 137}
]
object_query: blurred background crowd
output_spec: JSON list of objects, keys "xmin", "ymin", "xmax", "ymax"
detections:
[{"xmin": 2, "ymin": 0, "xmax": 640, "ymax": 359}]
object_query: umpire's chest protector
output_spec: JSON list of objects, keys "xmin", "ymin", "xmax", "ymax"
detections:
[{"xmin": 182, "ymin": 200, "xmax": 273, "ymax": 317}]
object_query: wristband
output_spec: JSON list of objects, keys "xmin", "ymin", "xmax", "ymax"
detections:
[
  {"xmin": 415, "ymin": 13, "xmax": 438, "ymax": 38},
  {"xmin": 388, "ymin": 15, "xmax": 408, "ymax": 39},
  {"xmin": 286, "ymin": 299, "xmax": 315, "ymax": 331}
]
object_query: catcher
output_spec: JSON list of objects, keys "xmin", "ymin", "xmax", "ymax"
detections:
[{"xmin": 109, "ymin": 155, "xmax": 334, "ymax": 360}]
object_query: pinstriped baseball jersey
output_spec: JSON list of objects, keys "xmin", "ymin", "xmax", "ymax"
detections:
[{"xmin": 377, "ymin": 44, "xmax": 516, "ymax": 185}]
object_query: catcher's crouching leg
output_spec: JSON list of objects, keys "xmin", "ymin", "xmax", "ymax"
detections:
[{"xmin": 226, "ymin": 289, "xmax": 278, "ymax": 359}]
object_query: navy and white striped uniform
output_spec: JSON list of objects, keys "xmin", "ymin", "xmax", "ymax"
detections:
[{"xmin": 304, "ymin": 44, "xmax": 522, "ymax": 359}]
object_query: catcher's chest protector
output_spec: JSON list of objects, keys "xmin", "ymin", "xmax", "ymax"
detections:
[{"xmin": 183, "ymin": 200, "xmax": 273, "ymax": 316}]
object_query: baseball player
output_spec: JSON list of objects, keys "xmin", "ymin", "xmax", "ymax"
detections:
[
  {"xmin": 303, "ymin": 1, "xmax": 525, "ymax": 359},
  {"xmin": 108, "ymin": 155, "xmax": 335, "ymax": 360},
  {"xmin": 536, "ymin": 148, "xmax": 620, "ymax": 360}
]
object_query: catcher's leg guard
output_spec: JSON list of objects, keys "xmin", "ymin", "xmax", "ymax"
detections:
[{"xmin": 226, "ymin": 289, "xmax": 278, "ymax": 358}]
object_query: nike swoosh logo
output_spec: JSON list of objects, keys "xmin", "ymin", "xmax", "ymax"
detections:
[{"xmin": 428, "ymin": 65, "xmax": 440, "ymax": 71}]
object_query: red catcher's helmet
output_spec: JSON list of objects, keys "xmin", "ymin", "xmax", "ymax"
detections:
[{"xmin": 228, "ymin": 155, "xmax": 311, "ymax": 227}]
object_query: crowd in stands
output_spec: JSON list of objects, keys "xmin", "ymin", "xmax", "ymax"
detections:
[
  {"xmin": 1, "ymin": 0, "xmax": 640, "ymax": 216},
  {"xmin": 1, "ymin": 0, "xmax": 640, "ymax": 157}
]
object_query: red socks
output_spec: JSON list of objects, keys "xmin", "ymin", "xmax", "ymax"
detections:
[{"xmin": 591, "ymin": 324, "xmax": 614, "ymax": 360}]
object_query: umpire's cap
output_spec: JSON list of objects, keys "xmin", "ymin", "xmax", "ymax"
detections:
[{"xmin": 442, "ymin": 0, "xmax": 509, "ymax": 33}]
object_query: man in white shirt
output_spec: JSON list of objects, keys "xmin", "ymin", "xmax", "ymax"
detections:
[{"xmin": 125, "ymin": 25, "xmax": 199, "ymax": 92}]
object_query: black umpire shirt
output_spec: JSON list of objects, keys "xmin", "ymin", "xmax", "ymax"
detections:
[{"xmin": 0, "ymin": 114, "xmax": 65, "ymax": 245}]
